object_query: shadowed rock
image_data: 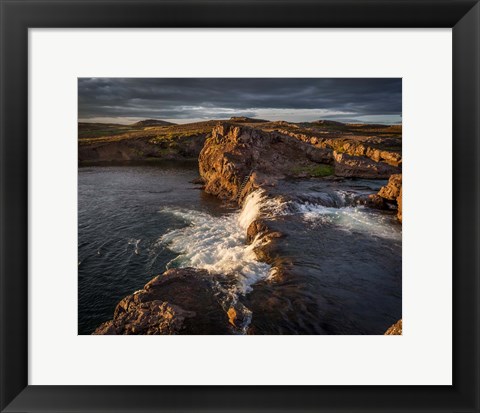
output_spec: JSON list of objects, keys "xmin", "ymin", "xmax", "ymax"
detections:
[{"xmin": 93, "ymin": 268, "xmax": 232, "ymax": 335}]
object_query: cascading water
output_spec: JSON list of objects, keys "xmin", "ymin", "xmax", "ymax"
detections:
[
  {"xmin": 159, "ymin": 186, "xmax": 401, "ymax": 294},
  {"xmin": 159, "ymin": 190, "xmax": 274, "ymax": 295},
  {"xmin": 158, "ymin": 190, "xmax": 279, "ymax": 333}
]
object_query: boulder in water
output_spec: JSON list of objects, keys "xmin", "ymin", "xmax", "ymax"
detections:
[{"xmin": 92, "ymin": 268, "xmax": 232, "ymax": 335}]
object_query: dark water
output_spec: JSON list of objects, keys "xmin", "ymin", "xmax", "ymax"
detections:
[
  {"xmin": 78, "ymin": 162, "xmax": 227, "ymax": 334},
  {"xmin": 78, "ymin": 163, "xmax": 401, "ymax": 335},
  {"xmin": 246, "ymin": 179, "xmax": 402, "ymax": 334}
]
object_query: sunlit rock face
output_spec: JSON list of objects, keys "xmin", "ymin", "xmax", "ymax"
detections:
[
  {"xmin": 333, "ymin": 151, "xmax": 401, "ymax": 179},
  {"xmin": 198, "ymin": 123, "xmax": 333, "ymax": 203},
  {"xmin": 369, "ymin": 174, "xmax": 402, "ymax": 222},
  {"xmin": 384, "ymin": 319, "xmax": 402, "ymax": 335},
  {"xmin": 397, "ymin": 187, "xmax": 402, "ymax": 223},
  {"xmin": 378, "ymin": 174, "xmax": 402, "ymax": 200}
]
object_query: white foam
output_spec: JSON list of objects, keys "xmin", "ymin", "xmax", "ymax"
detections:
[
  {"xmin": 159, "ymin": 190, "xmax": 273, "ymax": 295},
  {"xmin": 158, "ymin": 189, "xmax": 400, "ymax": 299},
  {"xmin": 238, "ymin": 191, "xmax": 265, "ymax": 230},
  {"xmin": 297, "ymin": 203, "xmax": 402, "ymax": 241},
  {"xmin": 238, "ymin": 190, "xmax": 287, "ymax": 229}
]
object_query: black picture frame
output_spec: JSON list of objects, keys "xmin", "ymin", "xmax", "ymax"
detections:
[{"xmin": 1, "ymin": 1, "xmax": 479, "ymax": 412}]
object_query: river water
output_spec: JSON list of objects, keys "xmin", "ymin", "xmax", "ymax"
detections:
[{"xmin": 78, "ymin": 163, "xmax": 401, "ymax": 335}]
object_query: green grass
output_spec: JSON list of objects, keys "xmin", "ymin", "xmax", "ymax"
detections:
[
  {"xmin": 147, "ymin": 129, "xmax": 207, "ymax": 144},
  {"xmin": 78, "ymin": 123, "xmax": 142, "ymax": 139},
  {"xmin": 292, "ymin": 164, "xmax": 334, "ymax": 177}
]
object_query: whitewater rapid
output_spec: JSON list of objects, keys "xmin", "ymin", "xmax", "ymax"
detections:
[
  {"xmin": 158, "ymin": 188, "xmax": 401, "ymax": 297},
  {"xmin": 159, "ymin": 190, "xmax": 274, "ymax": 295}
]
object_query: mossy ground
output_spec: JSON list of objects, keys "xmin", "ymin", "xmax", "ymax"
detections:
[{"xmin": 292, "ymin": 164, "xmax": 334, "ymax": 177}]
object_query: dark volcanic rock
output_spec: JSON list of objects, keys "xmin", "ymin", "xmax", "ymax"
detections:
[
  {"xmin": 93, "ymin": 268, "xmax": 232, "ymax": 335},
  {"xmin": 367, "ymin": 193, "xmax": 388, "ymax": 210},
  {"xmin": 247, "ymin": 219, "xmax": 283, "ymax": 245}
]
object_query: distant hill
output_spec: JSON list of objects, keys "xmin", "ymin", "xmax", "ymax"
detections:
[
  {"xmin": 229, "ymin": 117, "xmax": 269, "ymax": 123},
  {"xmin": 78, "ymin": 122, "xmax": 139, "ymax": 139},
  {"xmin": 313, "ymin": 120, "xmax": 345, "ymax": 126},
  {"xmin": 133, "ymin": 119, "xmax": 176, "ymax": 127}
]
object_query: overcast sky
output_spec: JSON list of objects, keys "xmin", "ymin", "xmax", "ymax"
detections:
[{"xmin": 78, "ymin": 78, "xmax": 402, "ymax": 125}]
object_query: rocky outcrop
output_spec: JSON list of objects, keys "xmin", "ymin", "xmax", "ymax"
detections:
[
  {"xmin": 93, "ymin": 268, "xmax": 232, "ymax": 335},
  {"xmin": 378, "ymin": 174, "xmax": 402, "ymax": 200},
  {"xmin": 271, "ymin": 128, "xmax": 402, "ymax": 167},
  {"xmin": 198, "ymin": 123, "xmax": 334, "ymax": 202},
  {"xmin": 384, "ymin": 319, "xmax": 402, "ymax": 335},
  {"xmin": 370, "ymin": 174, "xmax": 402, "ymax": 222},
  {"xmin": 328, "ymin": 140, "xmax": 401, "ymax": 167},
  {"xmin": 333, "ymin": 151, "xmax": 401, "ymax": 179}
]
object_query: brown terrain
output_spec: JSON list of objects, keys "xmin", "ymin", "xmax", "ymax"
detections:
[
  {"xmin": 79, "ymin": 117, "xmax": 402, "ymax": 172},
  {"xmin": 84, "ymin": 117, "xmax": 402, "ymax": 335},
  {"xmin": 78, "ymin": 120, "xmax": 217, "ymax": 163}
]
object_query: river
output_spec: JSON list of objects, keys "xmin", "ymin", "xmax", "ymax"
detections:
[{"xmin": 78, "ymin": 162, "xmax": 401, "ymax": 334}]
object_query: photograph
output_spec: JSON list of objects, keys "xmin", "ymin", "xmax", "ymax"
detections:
[
  {"xmin": 4, "ymin": 0, "xmax": 478, "ymax": 409},
  {"xmin": 78, "ymin": 78, "xmax": 402, "ymax": 335}
]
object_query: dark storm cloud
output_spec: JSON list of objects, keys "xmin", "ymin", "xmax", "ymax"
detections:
[{"xmin": 78, "ymin": 78, "xmax": 401, "ymax": 123}]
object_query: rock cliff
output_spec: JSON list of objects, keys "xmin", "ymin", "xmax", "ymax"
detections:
[
  {"xmin": 198, "ymin": 123, "xmax": 402, "ymax": 201},
  {"xmin": 198, "ymin": 123, "xmax": 333, "ymax": 202},
  {"xmin": 270, "ymin": 127, "xmax": 402, "ymax": 166}
]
